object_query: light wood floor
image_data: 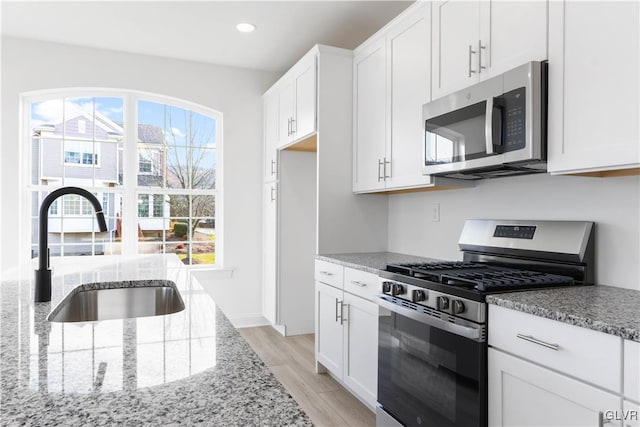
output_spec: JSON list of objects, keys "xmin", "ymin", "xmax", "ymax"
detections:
[{"xmin": 239, "ymin": 326, "xmax": 376, "ymax": 427}]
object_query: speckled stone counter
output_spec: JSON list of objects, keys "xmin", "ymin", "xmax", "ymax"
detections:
[
  {"xmin": 487, "ymin": 285, "xmax": 640, "ymax": 342},
  {"xmin": 315, "ymin": 252, "xmax": 440, "ymax": 274},
  {"xmin": 0, "ymin": 254, "xmax": 311, "ymax": 426}
]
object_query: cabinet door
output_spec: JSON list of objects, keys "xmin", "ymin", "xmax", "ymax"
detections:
[
  {"xmin": 386, "ymin": 3, "xmax": 433, "ymax": 190},
  {"xmin": 315, "ymin": 282, "xmax": 344, "ymax": 377},
  {"xmin": 293, "ymin": 54, "xmax": 317, "ymax": 140},
  {"xmin": 263, "ymin": 93, "xmax": 279, "ymax": 181},
  {"xmin": 262, "ymin": 183, "xmax": 278, "ymax": 325},
  {"xmin": 342, "ymin": 292, "xmax": 378, "ymax": 408},
  {"xmin": 625, "ymin": 340, "xmax": 640, "ymax": 402},
  {"xmin": 277, "ymin": 79, "xmax": 294, "ymax": 148},
  {"xmin": 480, "ymin": 0, "xmax": 548, "ymax": 79},
  {"xmin": 353, "ymin": 38, "xmax": 387, "ymax": 192},
  {"xmin": 489, "ymin": 348, "xmax": 622, "ymax": 427},
  {"xmin": 623, "ymin": 400, "xmax": 640, "ymax": 427},
  {"xmin": 548, "ymin": 1, "xmax": 640, "ymax": 174},
  {"xmin": 432, "ymin": 0, "xmax": 481, "ymax": 99}
]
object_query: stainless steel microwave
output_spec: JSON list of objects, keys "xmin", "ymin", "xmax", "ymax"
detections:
[{"xmin": 423, "ymin": 61, "xmax": 547, "ymax": 179}]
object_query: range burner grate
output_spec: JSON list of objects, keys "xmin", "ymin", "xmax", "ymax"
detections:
[{"xmin": 386, "ymin": 261, "xmax": 575, "ymax": 292}]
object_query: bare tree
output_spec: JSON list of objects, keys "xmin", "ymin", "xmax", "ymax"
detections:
[{"xmin": 163, "ymin": 109, "xmax": 216, "ymax": 234}]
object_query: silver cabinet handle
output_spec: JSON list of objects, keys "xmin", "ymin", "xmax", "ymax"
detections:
[
  {"xmin": 291, "ymin": 117, "xmax": 296, "ymax": 134},
  {"xmin": 516, "ymin": 334, "xmax": 560, "ymax": 351},
  {"xmin": 270, "ymin": 159, "xmax": 276, "ymax": 176},
  {"xmin": 478, "ymin": 40, "xmax": 486, "ymax": 74},
  {"xmin": 350, "ymin": 281, "xmax": 367, "ymax": 287},
  {"xmin": 270, "ymin": 186, "xmax": 276, "ymax": 202},
  {"xmin": 287, "ymin": 118, "xmax": 292, "ymax": 136},
  {"xmin": 320, "ymin": 271, "xmax": 333, "ymax": 276},
  {"xmin": 598, "ymin": 411, "xmax": 612, "ymax": 426},
  {"xmin": 340, "ymin": 302, "xmax": 348, "ymax": 325},
  {"xmin": 384, "ymin": 158, "xmax": 390, "ymax": 179},
  {"xmin": 377, "ymin": 159, "xmax": 384, "ymax": 182},
  {"xmin": 335, "ymin": 298, "xmax": 342, "ymax": 322},
  {"xmin": 468, "ymin": 44, "xmax": 477, "ymax": 77}
]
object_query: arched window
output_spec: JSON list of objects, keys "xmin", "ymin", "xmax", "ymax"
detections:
[{"xmin": 25, "ymin": 90, "xmax": 221, "ymax": 266}]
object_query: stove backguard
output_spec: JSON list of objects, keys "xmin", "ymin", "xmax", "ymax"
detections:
[{"xmin": 459, "ymin": 220, "xmax": 595, "ymax": 285}]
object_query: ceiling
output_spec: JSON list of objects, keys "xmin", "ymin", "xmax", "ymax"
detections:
[{"xmin": 1, "ymin": 1, "xmax": 413, "ymax": 73}]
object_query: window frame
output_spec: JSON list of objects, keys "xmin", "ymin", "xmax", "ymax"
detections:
[{"xmin": 21, "ymin": 89, "xmax": 224, "ymax": 268}]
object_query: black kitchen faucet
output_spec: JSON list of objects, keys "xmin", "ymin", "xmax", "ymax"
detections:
[{"xmin": 34, "ymin": 187, "xmax": 108, "ymax": 302}]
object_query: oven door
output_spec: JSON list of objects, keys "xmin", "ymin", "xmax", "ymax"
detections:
[{"xmin": 376, "ymin": 295, "xmax": 487, "ymax": 427}]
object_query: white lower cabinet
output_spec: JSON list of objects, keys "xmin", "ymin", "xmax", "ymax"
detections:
[
  {"xmin": 342, "ymin": 291, "xmax": 378, "ymax": 407},
  {"xmin": 623, "ymin": 400, "xmax": 640, "ymax": 427},
  {"xmin": 315, "ymin": 262, "xmax": 378, "ymax": 410},
  {"xmin": 316, "ymin": 281, "xmax": 344, "ymax": 376},
  {"xmin": 489, "ymin": 348, "xmax": 622, "ymax": 427},
  {"xmin": 489, "ymin": 305, "xmax": 627, "ymax": 427}
]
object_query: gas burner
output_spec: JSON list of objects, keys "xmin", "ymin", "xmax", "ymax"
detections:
[{"xmin": 385, "ymin": 261, "xmax": 575, "ymax": 292}]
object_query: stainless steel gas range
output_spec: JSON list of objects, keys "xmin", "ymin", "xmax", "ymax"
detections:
[{"xmin": 375, "ymin": 219, "xmax": 594, "ymax": 427}]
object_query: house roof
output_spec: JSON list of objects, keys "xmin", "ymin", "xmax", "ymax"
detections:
[{"xmin": 34, "ymin": 114, "xmax": 164, "ymax": 145}]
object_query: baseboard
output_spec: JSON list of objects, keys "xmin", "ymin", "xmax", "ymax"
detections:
[{"xmin": 229, "ymin": 315, "xmax": 270, "ymax": 329}]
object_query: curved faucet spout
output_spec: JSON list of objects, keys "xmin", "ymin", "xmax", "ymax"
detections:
[{"xmin": 35, "ymin": 187, "xmax": 108, "ymax": 303}]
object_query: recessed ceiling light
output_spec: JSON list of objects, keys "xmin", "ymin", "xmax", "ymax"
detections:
[{"xmin": 236, "ymin": 23, "xmax": 256, "ymax": 33}]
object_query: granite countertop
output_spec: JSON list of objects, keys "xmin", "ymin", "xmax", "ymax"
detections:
[
  {"xmin": 0, "ymin": 254, "xmax": 310, "ymax": 426},
  {"xmin": 315, "ymin": 252, "xmax": 440, "ymax": 274},
  {"xmin": 487, "ymin": 285, "xmax": 640, "ymax": 342}
]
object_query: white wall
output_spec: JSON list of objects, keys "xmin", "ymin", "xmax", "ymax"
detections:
[
  {"xmin": 1, "ymin": 37, "xmax": 279, "ymax": 324},
  {"xmin": 388, "ymin": 173, "xmax": 640, "ymax": 290}
]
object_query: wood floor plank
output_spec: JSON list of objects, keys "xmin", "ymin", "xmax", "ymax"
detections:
[
  {"xmin": 318, "ymin": 388, "xmax": 376, "ymax": 427},
  {"xmin": 239, "ymin": 326, "xmax": 376, "ymax": 427},
  {"xmin": 270, "ymin": 364, "xmax": 349, "ymax": 427}
]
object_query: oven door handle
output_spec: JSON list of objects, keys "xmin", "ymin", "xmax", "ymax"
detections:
[{"xmin": 376, "ymin": 295, "xmax": 484, "ymax": 341}]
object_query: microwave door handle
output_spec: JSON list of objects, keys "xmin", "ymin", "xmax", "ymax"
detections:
[{"xmin": 485, "ymin": 97, "xmax": 495, "ymax": 155}]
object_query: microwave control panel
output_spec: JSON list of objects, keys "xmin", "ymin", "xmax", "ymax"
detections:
[{"xmin": 501, "ymin": 87, "xmax": 526, "ymax": 152}]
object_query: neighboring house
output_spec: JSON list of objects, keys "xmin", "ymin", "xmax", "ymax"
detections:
[{"xmin": 31, "ymin": 112, "xmax": 169, "ymax": 256}]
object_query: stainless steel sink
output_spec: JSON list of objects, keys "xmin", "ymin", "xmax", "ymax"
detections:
[{"xmin": 47, "ymin": 280, "xmax": 185, "ymax": 322}]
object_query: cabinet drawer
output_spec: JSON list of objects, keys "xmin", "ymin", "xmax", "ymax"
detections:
[
  {"xmin": 344, "ymin": 267, "xmax": 379, "ymax": 301},
  {"xmin": 314, "ymin": 260, "xmax": 344, "ymax": 289},
  {"xmin": 625, "ymin": 340, "xmax": 640, "ymax": 402},
  {"xmin": 489, "ymin": 305, "xmax": 622, "ymax": 392}
]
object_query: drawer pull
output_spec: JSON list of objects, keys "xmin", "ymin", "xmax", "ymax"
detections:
[
  {"xmin": 350, "ymin": 281, "xmax": 367, "ymax": 287},
  {"xmin": 516, "ymin": 334, "xmax": 560, "ymax": 351},
  {"xmin": 320, "ymin": 271, "xmax": 334, "ymax": 276}
]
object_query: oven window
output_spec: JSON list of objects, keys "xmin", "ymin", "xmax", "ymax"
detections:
[
  {"xmin": 378, "ymin": 310, "xmax": 486, "ymax": 427},
  {"xmin": 425, "ymin": 101, "xmax": 488, "ymax": 165}
]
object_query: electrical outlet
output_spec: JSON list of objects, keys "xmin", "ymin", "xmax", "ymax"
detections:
[{"xmin": 431, "ymin": 203, "xmax": 440, "ymax": 222}]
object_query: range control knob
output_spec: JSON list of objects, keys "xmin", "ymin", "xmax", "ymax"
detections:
[
  {"xmin": 412, "ymin": 290, "xmax": 427, "ymax": 303},
  {"xmin": 436, "ymin": 296, "xmax": 450, "ymax": 311},
  {"xmin": 451, "ymin": 300, "xmax": 466, "ymax": 315},
  {"xmin": 392, "ymin": 283, "xmax": 406, "ymax": 296},
  {"xmin": 382, "ymin": 281, "xmax": 392, "ymax": 294}
]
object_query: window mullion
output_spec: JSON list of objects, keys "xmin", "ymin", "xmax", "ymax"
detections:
[{"xmin": 122, "ymin": 94, "xmax": 138, "ymax": 256}]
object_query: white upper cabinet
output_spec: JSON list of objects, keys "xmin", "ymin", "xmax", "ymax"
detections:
[
  {"xmin": 293, "ymin": 55, "xmax": 317, "ymax": 140},
  {"xmin": 353, "ymin": 37, "xmax": 387, "ymax": 193},
  {"xmin": 548, "ymin": 1, "xmax": 640, "ymax": 175},
  {"xmin": 277, "ymin": 53, "xmax": 317, "ymax": 148},
  {"xmin": 432, "ymin": 0, "xmax": 548, "ymax": 100},
  {"xmin": 354, "ymin": 3, "xmax": 447, "ymax": 193},
  {"xmin": 277, "ymin": 79, "xmax": 294, "ymax": 148},
  {"xmin": 480, "ymin": 1, "xmax": 548, "ymax": 79},
  {"xmin": 263, "ymin": 92, "xmax": 279, "ymax": 181},
  {"xmin": 386, "ymin": 4, "xmax": 433, "ymax": 189},
  {"xmin": 432, "ymin": 0, "xmax": 481, "ymax": 99}
]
